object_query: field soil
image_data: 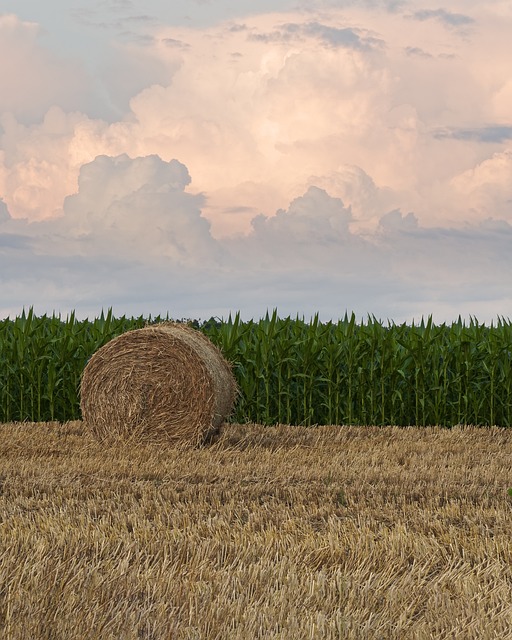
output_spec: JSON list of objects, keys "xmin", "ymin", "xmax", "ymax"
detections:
[{"xmin": 0, "ymin": 421, "xmax": 511, "ymax": 639}]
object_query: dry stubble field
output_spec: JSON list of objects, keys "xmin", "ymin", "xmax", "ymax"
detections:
[{"xmin": 0, "ymin": 421, "xmax": 511, "ymax": 639}]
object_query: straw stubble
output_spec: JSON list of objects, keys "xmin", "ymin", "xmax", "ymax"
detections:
[{"xmin": 0, "ymin": 422, "xmax": 511, "ymax": 639}]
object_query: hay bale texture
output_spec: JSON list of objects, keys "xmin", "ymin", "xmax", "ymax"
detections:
[{"xmin": 80, "ymin": 323, "xmax": 237, "ymax": 445}]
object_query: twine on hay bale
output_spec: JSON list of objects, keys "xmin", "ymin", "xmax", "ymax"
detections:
[{"xmin": 80, "ymin": 323, "xmax": 238, "ymax": 445}]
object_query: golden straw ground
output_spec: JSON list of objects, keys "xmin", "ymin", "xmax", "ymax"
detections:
[
  {"xmin": 0, "ymin": 422, "xmax": 510, "ymax": 639},
  {"xmin": 80, "ymin": 323, "xmax": 237, "ymax": 445}
]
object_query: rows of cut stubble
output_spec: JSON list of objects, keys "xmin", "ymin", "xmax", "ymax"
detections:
[{"xmin": 0, "ymin": 422, "xmax": 511, "ymax": 639}]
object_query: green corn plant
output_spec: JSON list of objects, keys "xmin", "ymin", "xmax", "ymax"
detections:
[
  {"xmin": 267, "ymin": 316, "xmax": 297, "ymax": 425},
  {"xmin": 1, "ymin": 308, "xmax": 512, "ymax": 426},
  {"xmin": 320, "ymin": 320, "xmax": 346, "ymax": 425},
  {"xmin": 205, "ymin": 312, "xmax": 252, "ymax": 422},
  {"xmin": 339, "ymin": 312, "xmax": 361, "ymax": 425}
]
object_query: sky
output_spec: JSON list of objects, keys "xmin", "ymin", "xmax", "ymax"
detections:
[{"xmin": 1, "ymin": 0, "xmax": 512, "ymax": 323}]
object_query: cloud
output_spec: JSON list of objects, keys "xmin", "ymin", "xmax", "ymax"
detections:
[
  {"xmin": 0, "ymin": 153, "xmax": 228, "ymax": 317},
  {"xmin": 2, "ymin": 160, "xmax": 511, "ymax": 323},
  {"xmin": 404, "ymin": 46, "xmax": 432, "ymax": 58},
  {"xmin": 99, "ymin": 41, "xmax": 180, "ymax": 114},
  {"xmin": 0, "ymin": 107, "xmax": 91, "ymax": 220},
  {"xmin": 299, "ymin": 22, "xmax": 385, "ymax": 50},
  {"xmin": 250, "ymin": 22, "xmax": 385, "ymax": 51},
  {"xmin": 0, "ymin": 14, "xmax": 98, "ymax": 123},
  {"xmin": 229, "ymin": 23, "xmax": 248, "ymax": 33},
  {"xmin": 3, "ymin": 4, "xmax": 512, "ymax": 236},
  {"xmin": 101, "ymin": 0, "xmax": 135, "ymax": 10},
  {"xmin": 0, "ymin": 198, "xmax": 10, "ymax": 222},
  {"xmin": 450, "ymin": 150, "xmax": 512, "ymax": 220},
  {"xmin": 242, "ymin": 186, "xmax": 354, "ymax": 252},
  {"xmin": 70, "ymin": 4, "xmax": 155, "ymax": 31},
  {"xmin": 410, "ymin": 9, "xmax": 474, "ymax": 28},
  {"xmin": 479, "ymin": 217, "xmax": 512, "ymax": 232},
  {"xmin": 2, "ymin": 3, "xmax": 512, "ymax": 321},
  {"xmin": 1, "ymin": 154, "xmax": 512, "ymax": 322},
  {"xmin": 303, "ymin": 165, "xmax": 399, "ymax": 230},
  {"xmin": 432, "ymin": 125, "xmax": 512, "ymax": 144},
  {"xmin": 60, "ymin": 154, "xmax": 220, "ymax": 265},
  {"xmin": 161, "ymin": 37, "xmax": 190, "ymax": 49},
  {"xmin": 379, "ymin": 209, "xmax": 419, "ymax": 231}
]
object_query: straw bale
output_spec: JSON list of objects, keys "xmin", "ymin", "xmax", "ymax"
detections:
[{"xmin": 80, "ymin": 323, "xmax": 237, "ymax": 445}]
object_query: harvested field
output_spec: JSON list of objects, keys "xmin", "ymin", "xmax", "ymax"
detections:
[{"xmin": 0, "ymin": 421, "xmax": 511, "ymax": 639}]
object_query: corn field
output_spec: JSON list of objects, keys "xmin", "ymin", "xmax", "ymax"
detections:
[{"xmin": 1, "ymin": 308, "xmax": 512, "ymax": 426}]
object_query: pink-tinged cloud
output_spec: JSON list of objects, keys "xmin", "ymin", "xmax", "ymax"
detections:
[
  {"xmin": 61, "ymin": 153, "xmax": 219, "ymax": 264},
  {"xmin": 451, "ymin": 150, "xmax": 512, "ymax": 221},
  {"xmin": 2, "ymin": 3, "xmax": 512, "ymax": 237},
  {"xmin": 1, "ymin": 155, "xmax": 511, "ymax": 322},
  {"xmin": 0, "ymin": 108, "xmax": 87, "ymax": 220},
  {"xmin": 0, "ymin": 15, "xmax": 95, "ymax": 122},
  {"xmin": 1, "ymin": 3, "xmax": 512, "ymax": 321}
]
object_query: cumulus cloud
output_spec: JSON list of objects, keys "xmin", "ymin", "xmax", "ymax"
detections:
[
  {"xmin": 450, "ymin": 150, "xmax": 512, "ymax": 220},
  {"xmin": 302, "ymin": 165, "xmax": 400, "ymax": 233},
  {"xmin": 251, "ymin": 187, "xmax": 353, "ymax": 242},
  {"xmin": 2, "ymin": 3, "xmax": 512, "ymax": 321},
  {"xmin": 60, "ymin": 154, "xmax": 221, "ymax": 265},
  {"xmin": 3, "ymin": 158, "xmax": 511, "ymax": 323},
  {"xmin": 0, "ymin": 153, "xmax": 225, "ymax": 317},
  {"xmin": 0, "ymin": 107, "xmax": 92, "ymax": 220},
  {"xmin": 3, "ymin": 3, "xmax": 512, "ymax": 236}
]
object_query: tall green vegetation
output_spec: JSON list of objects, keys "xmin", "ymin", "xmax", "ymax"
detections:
[
  {"xmin": 0, "ymin": 309, "xmax": 148, "ymax": 422},
  {"xmin": 1, "ymin": 308, "xmax": 511, "ymax": 426}
]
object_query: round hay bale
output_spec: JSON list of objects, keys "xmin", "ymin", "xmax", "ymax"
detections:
[{"xmin": 80, "ymin": 323, "xmax": 237, "ymax": 445}]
